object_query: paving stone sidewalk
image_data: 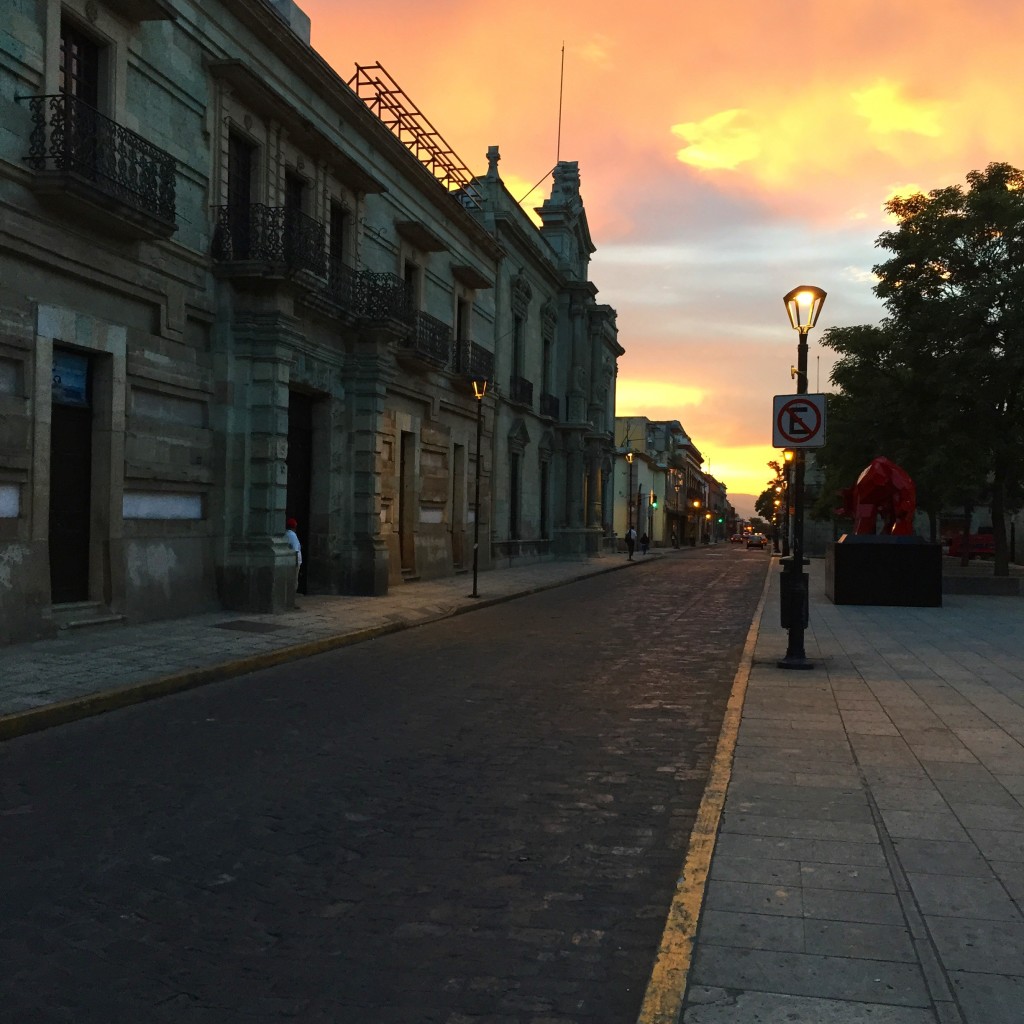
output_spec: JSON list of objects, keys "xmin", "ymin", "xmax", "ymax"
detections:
[
  {"xmin": 685, "ymin": 557, "xmax": 1024, "ymax": 1024},
  {"xmin": 0, "ymin": 550, "xmax": 659, "ymax": 737}
]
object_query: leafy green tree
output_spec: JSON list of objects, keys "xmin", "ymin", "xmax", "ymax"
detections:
[
  {"xmin": 818, "ymin": 162, "xmax": 1024, "ymax": 573},
  {"xmin": 813, "ymin": 323, "xmax": 986, "ymax": 540}
]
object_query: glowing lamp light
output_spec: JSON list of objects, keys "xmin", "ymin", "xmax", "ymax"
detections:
[
  {"xmin": 472, "ymin": 379, "xmax": 488, "ymax": 401},
  {"xmin": 783, "ymin": 285, "xmax": 827, "ymax": 334}
]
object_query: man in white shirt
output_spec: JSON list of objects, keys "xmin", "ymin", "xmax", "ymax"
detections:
[{"xmin": 284, "ymin": 517, "xmax": 302, "ymax": 589}]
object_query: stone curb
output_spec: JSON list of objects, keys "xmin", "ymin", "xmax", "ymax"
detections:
[{"xmin": 0, "ymin": 557, "xmax": 645, "ymax": 742}]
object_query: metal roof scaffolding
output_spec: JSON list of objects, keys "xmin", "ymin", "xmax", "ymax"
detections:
[{"xmin": 348, "ymin": 62, "xmax": 480, "ymax": 209}]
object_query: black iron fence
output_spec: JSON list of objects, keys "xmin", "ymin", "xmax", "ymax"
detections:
[
  {"xmin": 326, "ymin": 256, "xmax": 360, "ymax": 312},
  {"xmin": 509, "ymin": 375, "xmax": 534, "ymax": 408},
  {"xmin": 358, "ymin": 271, "xmax": 411, "ymax": 320},
  {"xmin": 406, "ymin": 311, "xmax": 453, "ymax": 368},
  {"xmin": 539, "ymin": 392, "xmax": 560, "ymax": 419},
  {"xmin": 21, "ymin": 93, "xmax": 176, "ymax": 224},
  {"xmin": 456, "ymin": 340, "xmax": 494, "ymax": 381},
  {"xmin": 212, "ymin": 204, "xmax": 326, "ymax": 275}
]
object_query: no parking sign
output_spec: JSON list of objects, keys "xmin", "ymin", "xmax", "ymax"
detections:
[{"xmin": 772, "ymin": 393, "xmax": 827, "ymax": 448}]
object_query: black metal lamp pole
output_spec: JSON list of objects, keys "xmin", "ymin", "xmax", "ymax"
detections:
[
  {"xmin": 778, "ymin": 286, "xmax": 825, "ymax": 671},
  {"xmin": 470, "ymin": 378, "xmax": 488, "ymax": 598},
  {"xmin": 626, "ymin": 451, "xmax": 634, "ymax": 530}
]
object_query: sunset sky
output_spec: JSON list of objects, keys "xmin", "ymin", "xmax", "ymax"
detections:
[{"xmin": 300, "ymin": 0, "xmax": 1022, "ymax": 515}]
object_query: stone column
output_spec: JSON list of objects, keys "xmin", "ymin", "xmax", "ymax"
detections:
[
  {"xmin": 219, "ymin": 318, "xmax": 297, "ymax": 613},
  {"xmin": 346, "ymin": 333, "xmax": 391, "ymax": 595}
]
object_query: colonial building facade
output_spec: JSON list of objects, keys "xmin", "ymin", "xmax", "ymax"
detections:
[
  {"xmin": 0, "ymin": 0, "xmax": 620, "ymax": 644},
  {"xmin": 613, "ymin": 417, "xmax": 715, "ymax": 549}
]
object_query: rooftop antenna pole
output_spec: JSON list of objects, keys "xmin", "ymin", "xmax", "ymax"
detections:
[{"xmin": 556, "ymin": 42, "xmax": 565, "ymax": 163}]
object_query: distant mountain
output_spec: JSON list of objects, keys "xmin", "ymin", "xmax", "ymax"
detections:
[{"xmin": 730, "ymin": 493, "xmax": 757, "ymax": 520}]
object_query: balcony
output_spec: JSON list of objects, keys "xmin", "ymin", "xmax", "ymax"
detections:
[
  {"xmin": 454, "ymin": 340, "xmax": 495, "ymax": 381},
  {"xmin": 212, "ymin": 205, "xmax": 326, "ymax": 278},
  {"xmin": 20, "ymin": 93, "xmax": 176, "ymax": 238},
  {"xmin": 540, "ymin": 392, "xmax": 560, "ymax": 419},
  {"xmin": 509, "ymin": 375, "xmax": 534, "ymax": 408},
  {"xmin": 401, "ymin": 311, "xmax": 453, "ymax": 369},
  {"xmin": 358, "ymin": 272, "xmax": 411, "ymax": 321},
  {"xmin": 324, "ymin": 256, "xmax": 360, "ymax": 315}
]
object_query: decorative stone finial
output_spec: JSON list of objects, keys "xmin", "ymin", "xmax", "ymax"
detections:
[{"xmin": 486, "ymin": 145, "xmax": 501, "ymax": 181}]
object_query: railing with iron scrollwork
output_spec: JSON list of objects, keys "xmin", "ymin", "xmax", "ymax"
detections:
[
  {"xmin": 405, "ymin": 311, "xmax": 453, "ymax": 368},
  {"xmin": 357, "ymin": 272, "xmax": 411, "ymax": 321},
  {"xmin": 20, "ymin": 93, "xmax": 176, "ymax": 225},
  {"xmin": 509, "ymin": 375, "xmax": 534, "ymax": 408},
  {"xmin": 540, "ymin": 392, "xmax": 560, "ymax": 419},
  {"xmin": 325, "ymin": 256, "xmax": 360, "ymax": 312},
  {"xmin": 212, "ymin": 205, "xmax": 326, "ymax": 276},
  {"xmin": 459, "ymin": 341, "xmax": 494, "ymax": 381}
]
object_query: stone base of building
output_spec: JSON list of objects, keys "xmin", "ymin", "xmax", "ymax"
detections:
[{"xmin": 219, "ymin": 537, "xmax": 297, "ymax": 613}]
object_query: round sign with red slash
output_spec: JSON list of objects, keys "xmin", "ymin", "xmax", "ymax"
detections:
[{"xmin": 772, "ymin": 393, "xmax": 826, "ymax": 448}]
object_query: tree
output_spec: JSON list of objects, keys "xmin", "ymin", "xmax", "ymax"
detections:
[
  {"xmin": 821, "ymin": 162, "xmax": 1024, "ymax": 574},
  {"xmin": 813, "ymin": 323, "xmax": 987, "ymax": 540}
]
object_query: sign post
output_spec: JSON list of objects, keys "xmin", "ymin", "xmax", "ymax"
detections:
[{"xmin": 773, "ymin": 393, "xmax": 827, "ymax": 669}]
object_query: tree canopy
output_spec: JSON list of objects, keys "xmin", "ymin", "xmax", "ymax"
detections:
[{"xmin": 815, "ymin": 162, "xmax": 1024, "ymax": 573}]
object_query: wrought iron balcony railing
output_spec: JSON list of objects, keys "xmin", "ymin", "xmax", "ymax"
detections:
[
  {"xmin": 540, "ymin": 392, "xmax": 560, "ymax": 419},
  {"xmin": 20, "ymin": 93, "xmax": 176, "ymax": 227},
  {"xmin": 404, "ymin": 311, "xmax": 453, "ymax": 368},
  {"xmin": 455, "ymin": 341, "xmax": 494, "ymax": 381},
  {"xmin": 358, "ymin": 272, "xmax": 411, "ymax": 321},
  {"xmin": 212, "ymin": 204, "xmax": 326, "ymax": 276},
  {"xmin": 509, "ymin": 375, "xmax": 534, "ymax": 408},
  {"xmin": 325, "ymin": 256, "xmax": 360, "ymax": 312}
]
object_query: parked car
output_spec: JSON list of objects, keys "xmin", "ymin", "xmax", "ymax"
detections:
[
  {"xmin": 730, "ymin": 534, "xmax": 744, "ymax": 543},
  {"xmin": 948, "ymin": 529, "xmax": 995, "ymax": 559},
  {"xmin": 746, "ymin": 533, "xmax": 767, "ymax": 549}
]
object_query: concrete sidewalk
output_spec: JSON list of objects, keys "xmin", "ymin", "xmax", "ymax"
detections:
[
  {"xmin": 683, "ymin": 556, "xmax": 1024, "ymax": 1024},
  {"xmin": 0, "ymin": 550, "xmax": 657, "ymax": 740}
]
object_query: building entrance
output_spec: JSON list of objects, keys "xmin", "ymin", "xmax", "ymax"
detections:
[{"xmin": 49, "ymin": 350, "xmax": 93, "ymax": 604}]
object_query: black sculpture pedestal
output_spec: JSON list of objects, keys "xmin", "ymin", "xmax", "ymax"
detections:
[{"xmin": 826, "ymin": 535, "xmax": 942, "ymax": 607}]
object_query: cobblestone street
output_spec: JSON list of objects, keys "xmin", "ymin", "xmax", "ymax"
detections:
[{"xmin": 0, "ymin": 549, "xmax": 769, "ymax": 1023}]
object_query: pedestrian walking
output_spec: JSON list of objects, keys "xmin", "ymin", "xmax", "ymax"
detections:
[
  {"xmin": 625, "ymin": 525, "xmax": 637, "ymax": 560},
  {"xmin": 640, "ymin": 532, "xmax": 649, "ymax": 555},
  {"xmin": 284, "ymin": 517, "xmax": 302, "ymax": 589}
]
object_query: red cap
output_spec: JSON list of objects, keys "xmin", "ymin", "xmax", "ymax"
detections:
[{"xmin": 286, "ymin": 518, "xmax": 298, "ymax": 529}]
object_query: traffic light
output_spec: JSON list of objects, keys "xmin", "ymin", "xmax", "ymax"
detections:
[
  {"xmin": 651, "ymin": 494, "xmax": 658, "ymax": 509},
  {"xmin": 717, "ymin": 516, "xmax": 724, "ymax": 524}
]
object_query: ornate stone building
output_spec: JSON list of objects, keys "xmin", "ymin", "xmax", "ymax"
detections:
[{"xmin": 0, "ymin": 0, "xmax": 620, "ymax": 644}]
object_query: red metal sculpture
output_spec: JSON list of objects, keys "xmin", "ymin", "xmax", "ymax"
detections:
[{"xmin": 836, "ymin": 456, "xmax": 917, "ymax": 536}]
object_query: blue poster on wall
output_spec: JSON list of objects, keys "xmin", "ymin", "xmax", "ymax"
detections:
[{"xmin": 52, "ymin": 350, "xmax": 90, "ymax": 407}]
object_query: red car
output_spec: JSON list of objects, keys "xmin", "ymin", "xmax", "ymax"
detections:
[{"xmin": 948, "ymin": 530, "xmax": 995, "ymax": 559}]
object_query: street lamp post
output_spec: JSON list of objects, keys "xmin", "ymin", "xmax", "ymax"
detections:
[
  {"xmin": 782, "ymin": 449, "xmax": 794, "ymax": 557},
  {"xmin": 625, "ymin": 450, "xmax": 635, "ymax": 530},
  {"xmin": 778, "ymin": 285, "xmax": 826, "ymax": 670},
  {"xmin": 470, "ymin": 377, "xmax": 488, "ymax": 598}
]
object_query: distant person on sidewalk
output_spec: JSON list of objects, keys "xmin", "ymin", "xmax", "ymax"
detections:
[
  {"xmin": 625, "ymin": 526, "xmax": 637, "ymax": 560},
  {"xmin": 284, "ymin": 517, "xmax": 302, "ymax": 589},
  {"xmin": 640, "ymin": 532, "xmax": 649, "ymax": 555}
]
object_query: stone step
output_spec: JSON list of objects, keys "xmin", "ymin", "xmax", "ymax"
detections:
[{"xmin": 51, "ymin": 602, "xmax": 126, "ymax": 631}]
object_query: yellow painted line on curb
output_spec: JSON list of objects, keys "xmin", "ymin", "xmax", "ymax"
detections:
[{"xmin": 636, "ymin": 561, "xmax": 773, "ymax": 1024}]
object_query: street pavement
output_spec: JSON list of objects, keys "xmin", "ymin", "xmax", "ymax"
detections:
[
  {"xmin": 4, "ymin": 546, "xmax": 1024, "ymax": 1023},
  {"xmin": 0, "ymin": 552, "xmax": 649, "ymax": 738}
]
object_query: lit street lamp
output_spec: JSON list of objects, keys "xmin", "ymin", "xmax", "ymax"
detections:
[
  {"xmin": 470, "ymin": 377, "xmax": 488, "ymax": 598},
  {"xmin": 625, "ymin": 450, "xmax": 635, "ymax": 529},
  {"xmin": 778, "ymin": 285, "xmax": 826, "ymax": 670}
]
